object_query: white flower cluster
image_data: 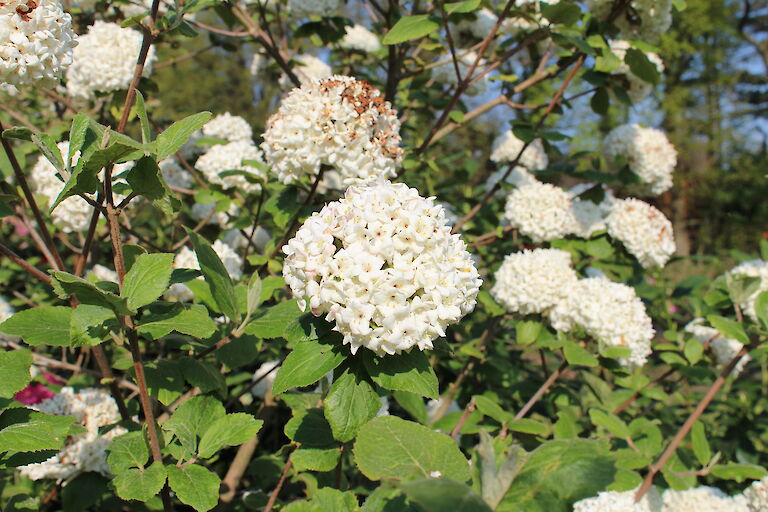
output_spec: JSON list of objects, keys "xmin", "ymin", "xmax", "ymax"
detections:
[
  {"xmin": 603, "ymin": 123, "xmax": 677, "ymax": 196},
  {"xmin": 19, "ymin": 387, "xmax": 126, "ymax": 481},
  {"xmin": 551, "ymin": 277, "xmax": 654, "ymax": 367},
  {"xmin": 282, "ymin": 181, "xmax": 482, "ymax": 356},
  {"xmin": 252, "ymin": 360, "xmax": 280, "ymax": 398},
  {"xmin": 0, "ymin": 0, "xmax": 77, "ymax": 88},
  {"xmin": 574, "ymin": 486, "xmax": 663, "ymax": 512},
  {"xmin": 190, "ymin": 202, "xmax": 239, "ymax": 228},
  {"xmin": 491, "ymin": 131, "xmax": 549, "ymax": 170},
  {"xmin": 280, "ymin": 54, "xmax": 332, "ymax": 88},
  {"xmin": 606, "ymin": 198, "xmax": 675, "ymax": 268},
  {"xmin": 340, "ymin": 24, "xmax": 382, "ymax": 53},
  {"xmin": 287, "ymin": 0, "xmax": 341, "ymax": 18},
  {"xmin": 684, "ymin": 318, "xmax": 750, "ymax": 376},
  {"xmin": 201, "ymin": 112, "xmax": 253, "ymax": 143},
  {"xmin": 195, "ymin": 140, "xmax": 266, "ymax": 193},
  {"xmin": 223, "ymin": 226, "xmax": 271, "ymax": 253},
  {"xmin": 29, "ymin": 141, "xmax": 132, "ymax": 233},
  {"xmin": 728, "ymin": 259, "xmax": 768, "ymax": 323},
  {"xmin": 503, "ymin": 181, "xmax": 576, "ymax": 243},
  {"xmin": 745, "ymin": 477, "xmax": 768, "ymax": 512},
  {"xmin": 662, "ymin": 486, "xmax": 750, "ymax": 512},
  {"xmin": 66, "ymin": 21, "xmax": 156, "ymax": 101},
  {"xmin": 589, "ymin": 0, "xmax": 672, "ymax": 42},
  {"xmin": 89, "ymin": 264, "xmax": 118, "ymax": 283},
  {"xmin": 164, "ymin": 240, "xmax": 243, "ymax": 302},
  {"xmin": 262, "ymin": 75, "xmax": 403, "ymax": 186},
  {"xmin": 452, "ymin": 8, "xmax": 500, "ymax": 40},
  {"xmin": 431, "ymin": 50, "xmax": 488, "ymax": 96},
  {"xmin": 608, "ymin": 40, "xmax": 665, "ymax": 104},
  {"xmin": 491, "ymin": 249, "xmax": 578, "ymax": 315},
  {"xmin": 159, "ymin": 157, "xmax": 193, "ymax": 190}
]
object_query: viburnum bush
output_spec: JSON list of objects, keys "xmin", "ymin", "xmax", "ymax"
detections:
[{"xmin": 0, "ymin": 0, "xmax": 767, "ymax": 511}]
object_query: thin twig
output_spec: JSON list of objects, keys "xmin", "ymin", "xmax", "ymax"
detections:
[
  {"xmin": 514, "ymin": 359, "xmax": 568, "ymax": 421},
  {"xmin": 264, "ymin": 453, "xmax": 295, "ymax": 512},
  {"xmin": 0, "ymin": 242, "xmax": 51, "ymax": 284}
]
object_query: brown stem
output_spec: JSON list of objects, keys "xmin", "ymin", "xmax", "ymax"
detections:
[
  {"xmin": 127, "ymin": 333, "xmax": 163, "ymax": 463},
  {"xmin": 514, "ymin": 359, "xmax": 568, "ymax": 421},
  {"xmin": 613, "ymin": 367, "xmax": 675, "ymax": 415},
  {"xmin": 0, "ymin": 242, "xmax": 51, "ymax": 284},
  {"xmin": 264, "ymin": 453, "xmax": 294, "ymax": 512},
  {"xmin": 452, "ymin": 55, "xmax": 585, "ymax": 233},
  {"xmin": 450, "ymin": 398, "xmax": 476, "ymax": 438},
  {"xmin": 634, "ymin": 343, "xmax": 754, "ymax": 502},
  {"xmin": 0, "ymin": 121, "xmax": 65, "ymax": 271}
]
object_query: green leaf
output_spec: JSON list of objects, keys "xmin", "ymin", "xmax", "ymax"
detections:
[
  {"xmin": 399, "ymin": 478, "xmax": 492, "ymax": 512},
  {"xmin": 498, "ymin": 440, "xmax": 616, "ymax": 512},
  {"xmin": 393, "ymin": 391, "xmax": 428, "ymax": 424},
  {"xmin": 353, "ymin": 416, "xmax": 471, "ymax": 483},
  {"xmin": 684, "ymin": 338, "xmax": 703, "ymax": 365},
  {"xmin": 541, "ymin": 1, "xmax": 582, "ymax": 25},
  {"xmin": 50, "ymin": 271, "xmax": 131, "ymax": 315},
  {"xmin": 754, "ymin": 291, "xmax": 768, "ymax": 329},
  {"xmin": 67, "ymin": 114, "xmax": 91, "ymax": 167},
  {"xmin": 324, "ymin": 362, "xmax": 381, "ymax": 442},
  {"xmin": 272, "ymin": 334, "xmax": 346, "ymax": 395},
  {"xmin": 108, "ymin": 431, "xmax": 150, "ymax": 471},
  {"xmin": 143, "ymin": 360, "xmax": 185, "ymax": 406},
  {"xmin": 0, "ymin": 306, "xmax": 72, "ymax": 346},
  {"xmin": 263, "ymin": 186, "xmax": 301, "ymax": 229},
  {"xmin": 516, "ymin": 321, "xmax": 542, "ymax": 346},
  {"xmin": 245, "ymin": 272, "xmax": 263, "ymax": 320},
  {"xmin": 362, "ymin": 350, "xmax": 439, "ymax": 399},
  {"xmin": 138, "ymin": 304, "xmax": 217, "ymax": 339},
  {"xmin": 563, "ymin": 342, "xmax": 598, "ymax": 367},
  {"xmin": 123, "ymin": 244, "xmax": 148, "ymax": 272},
  {"xmin": 590, "ymin": 88, "xmax": 609, "ymax": 115},
  {"xmin": 382, "ymin": 15, "xmax": 440, "ymax": 45},
  {"xmin": 134, "ymin": 91, "xmax": 151, "ymax": 145},
  {"xmin": 0, "ymin": 349, "xmax": 33, "ymax": 398},
  {"xmin": 243, "ymin": 299, "xmax": 305, "ymax": 338},
  {"xmin": 113, "ymin": 463, "xmax": 167, "ymax": 503},
  {"xmin": 122, "ymin": 253, "xmax": 174, "ymax": 311},
  {"xmin": 507, "ymin": 419, "xmax": 550, "ymax": 436},
  {"xmin": 180, "ymin": 357, "xmax": 226, "ymax": 394},
  {"xmin": 125, "ymin": 156, "xmax": 176, "ymax": 215},
  {"xmin": 690, "ymin": 421, "xmax": 711, "ymax": 466},
  {"xmin": 70, "ymin": 304, "xmax": 114, "ymax": 347},
  {"xmin": 624, "ymin": 48, "xmax": 660, "ymax": 85},
  {"xmin": 0, "ymin": 409, "xmax": 80, "ymax": 453},
  {"xmin": 291, "ymin": 446, "xmax": 341, "ymax": 472},
  {"xmin": 186, "ymin": 229, "xmax": 239, "ymax": 321},
  {"xmin": 156, "ymin": 112, "xmax": 213, "ymax": 161},
  {"xmin": 163, "ymin": 395, "xmax": 224, "ymax": 457},
  {"xmin": 588, "ymin": 409, "xmax": 630, "ymax": 438},
  {"xmin": 707, "ymin": 315, "xmax": 749, "ymax": 345},
  {"xmin": 32, "ymin": 132, "xmax": 65, "ymax": 174},
  {"xmin": 710, "ymin": 463, "xmax": 767, "ymax": 482},
  {"xmin": 313, "ymin": 488, "xmax": 360, "ymax": 511},
  {"xmin": 473, "ymin": 395, "xmax": 512, "ymax": 425},
  {"xmin": 198, "ymin": 413, "xmax": 263, "ymax": 458},
  {"xmin": 445, "ymin": 0, "xmax": 480, "ymax": 13},
  {"xmin": 2, "ymin": 126, "xmax": 33, "ymax": 141},
  {"xmin": 62, "ymin": 473, "xmax": 108, "ymax": 512},
  {"xmin": 167, "ymin": 464, "xmax": 220, "ymax": 512}
]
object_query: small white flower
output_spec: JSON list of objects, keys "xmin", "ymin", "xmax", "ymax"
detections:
[
  {"xmin": 201, "ymin": 113, "xmax": 253, "ymax": 143},
  {"xmin": 685, "ymin": 318, "xmax": 751, "ymax": 376},
  {"xmin": 603, "ymin": 123, "xmax": 676, "ymax": 196},
  {"xmin": 727, "ymin": 259, "xmax": 768, "ymax": 324},
  {"xmin": 503, "ymin": 181, "xmax": 578, "ymax": 243},
  {"xmin": 195, "ymin": 140, "xmax": 266, "ymax": 193},
  {"xmin": 280, "ymin": 54, "xmax": 332, "ymax": 88},
  {"xmin": 745, "ymin": 476, "xmax": 768, "ymax": 512},
  {"xmin": 662, "ymin": 486, "xmax": 750, "ymax": 512},
  {"xmin": 340, "ymin": 25, "xmax": 382, "ymax": 53},
  {"xmin": 573, "ymin": 486, "xmax": 663, "ymax": 512}
]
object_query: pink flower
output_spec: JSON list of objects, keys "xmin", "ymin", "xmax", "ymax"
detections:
[
  {"xmin": 668, "ymin": 303, "xmax": 677, "ymax": 314},
  {"xmin": 15, "ymin": 382, "xmax": 55, "ymax": 405}
]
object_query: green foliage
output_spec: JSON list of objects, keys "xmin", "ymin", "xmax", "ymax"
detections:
[
  {"xmin": 382, "ymin": 15, "xmax": 440, "ymax": 44},
  {"xmin": 0, "ymin": 349, "xmax": 32, "ymax": 398},
  {"xmin": 272, "ymin": 334, "xmax": 347, "ymax": 395}
]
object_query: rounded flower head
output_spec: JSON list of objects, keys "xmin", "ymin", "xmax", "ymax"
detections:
[
  {"xmin": 453, "ymin": 8, "xmax": 500, "ymax": 40},
  {"xmin": 0, "ymin": 0, "xmax": 76, "ymax": 88},
  {"xmin": 490, "ymin": 131, "xmax": 548, "ymax": 171},
  {"xmin": 280, "ymin": 54, "xmax": 332, "ymax": 88},
  {"xmin": 728, "ymin": 259, "xmax": 768, "ymax": 323},
  {"xmin": 18, "ymin": 387, "xmax": 126, "ymax": 481},
  {"xmin": 340, "ymin": 24, "xmax": 382, "ymax": 53},
  {"xmin": 684, "ymin": 318, "xmax": 751, "ymax": 376},
  {"xmin": 491, "ymin": 249, "xmax": 578, "ymax": 315},
  {"xmin": 431, "ymin": 50, "xmax": 488, "ymax": 96},
  {"xmin": 503, "ymin": 181, "xmax": 578, "ymax": 243},
  {"xmin": 282, "ymin": 181, "xmax": 482, "ymax": 356},
  {"xmin": 745, "ymin": 477, "xmax": 768, "ymax": 512},
  {"xmin": 159, "ymin": 157, "xmax": 193, "ymax": 190},
  {"xmin": 608, "ymin": 40, "xmax": 664, "ymax": 104},
  {"xmin": 66, "ymin": 21, "xmax": 156, "ymax": 101},
  {"xmin": 550, "ymin": 277, "xmax": 654, "ymax": 368},
  {"xmin": 195, "ymin": 140, "xmax": 266, "ymax": 193},
  {"xmin": 588, "ymin": 0, "xmax": 672, "ymax": 42},
  {"xmin": 662, "ymin": 486, "xmax": 750, "ymax": 512},
  {"xmin": 201, "ymin": 113, "xmax": 253, "ymax": 143},
  {"xmin": 262, "ymin": 75, "xmax": 403, "ymax": 186},
  {"xmin": 603, "ymin": 123, "xmax": 676, "ymax": 196},
  {"xmin": 574, "ymin": 486, "xmax": 663, "ymax": 512},
  {"xmin": 606, "ymin": 198, "xmax": 675, "ymax": 268}
]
